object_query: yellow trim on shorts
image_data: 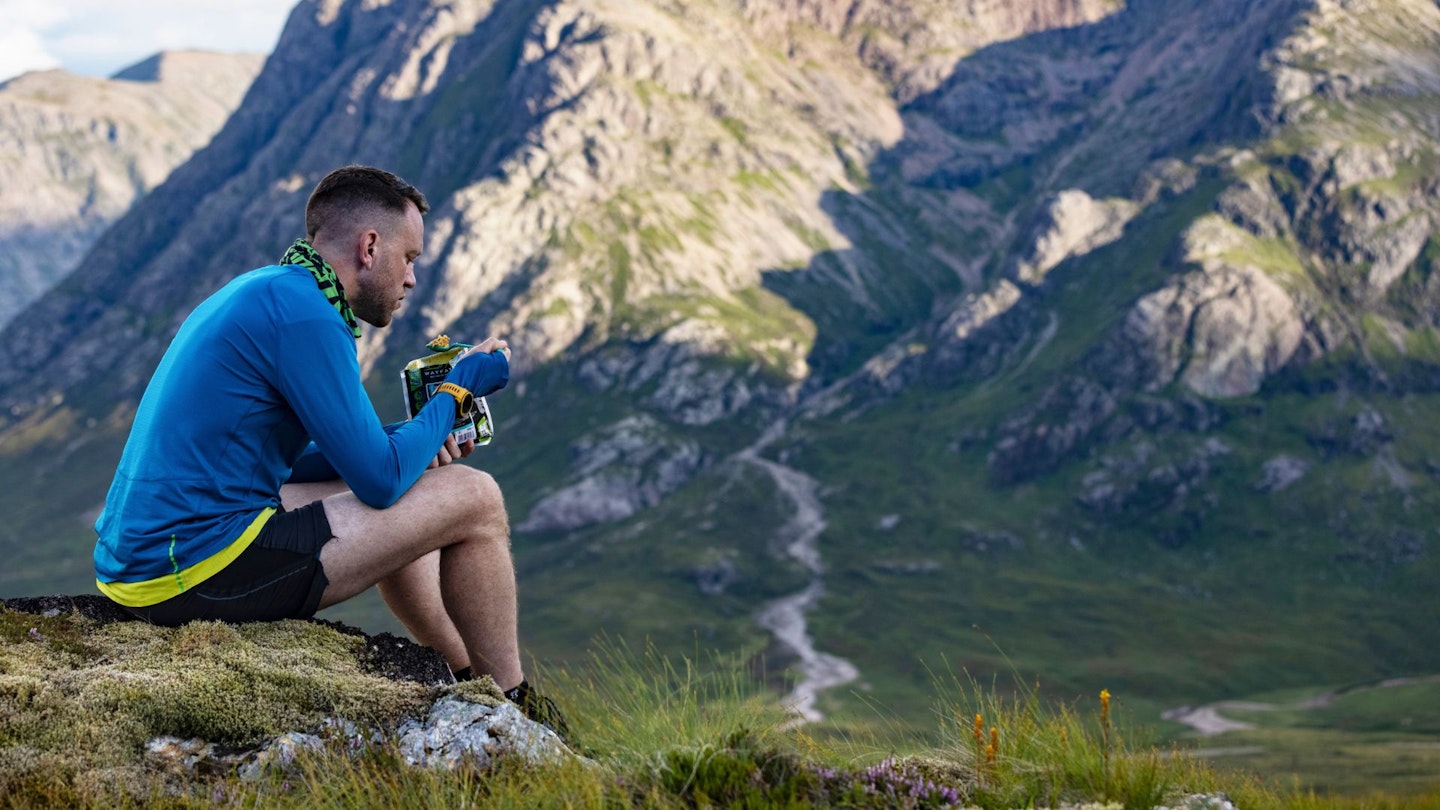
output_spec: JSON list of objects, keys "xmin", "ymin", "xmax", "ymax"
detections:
[{"xmin": 96, "ymin": 507, "xmax": 277, "ymax": 608}]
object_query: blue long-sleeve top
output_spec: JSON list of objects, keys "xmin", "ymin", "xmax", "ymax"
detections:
[{"xmin": 94, "ymin": 264, "xmax": 468, "ymax": 594}]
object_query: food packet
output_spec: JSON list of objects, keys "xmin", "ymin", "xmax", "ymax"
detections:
[{"xmin": 400, "ymin": 334, "xmax": 494, "ymax": 446}]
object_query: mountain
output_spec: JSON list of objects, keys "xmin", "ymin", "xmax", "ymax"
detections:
[
  {"xmin": 0, "ymin": 51, "xmax": 265, "ymax": 330},
  {"xmin": 3, "ymin": 0, "xmax": 1440, "ymax": 731}
]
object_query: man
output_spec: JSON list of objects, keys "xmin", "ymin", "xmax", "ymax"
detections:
[{"xmin": 93, "ymin": 165, "xmax": 568, "ymax": 739}]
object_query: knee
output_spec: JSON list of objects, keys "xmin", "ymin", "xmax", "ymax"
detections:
[{"xmin": 443, "ymin": 466, "xmax": 507, "ymax": 530}]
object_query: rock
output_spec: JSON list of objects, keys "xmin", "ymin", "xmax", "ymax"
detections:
[
  {"xmin": 145, "ymin": 735, "xmax": 237, "ymax": 776},
  {"xmin": 1215, "ymin": 173, "xmax": 1290, "ymax": 240},
  {"xmin": 397, "ymin": 696, "xmax": 569, "ymax": 769},
  {"xmin": 1075, "ymin": 438, "xmax": 1227, "ymax": 537},
  {"xmin": 1330, "ymin": 182, "xmax": 1430, "ymax": 294},
  {"xmin": 1135, "ymin": 158, "xmax": 1200, "ymax": 205},
  {"xmin": 1120, "ymin": 216, "xmax": 1303, "ymax": 398},
  {"xmin": 873, "ymin": 559, "xmax": 940, "ymax": 574},
  {"xmin": 1155, "ymin": 793, "xmax": 1238, "ymax": 810},
  {"xmin": 1013, "ymin": 190, "xmax": 1139, "ymax": 285},
  {"xmin": 1256, "ymin": 454, "xmax": 1309, "ymax": 492},
  {"xmin": 939, "ymin": 280, "xmax": 1023, "ymax": 343},
  {"xmin": 236, "ymin": 732, "xmax": 324, "ymax": 781},
  {"xmin": 988, "ymin": 375, "xmax": 1118, "ymax": 484},
  {"xmin": 739, "ymin": 0, "xmax": 1121, "ymax": 102},
  {"xmin": 693, "ymin": 549, "xmax": 740, "ymax": 596},
  {"xmin": 517, "ymin": 415, "xmax": 707, "ymax": 532},
  {"xmin": 1330, "ymin": 143, "xmax": 1397, "ymax": 189}
]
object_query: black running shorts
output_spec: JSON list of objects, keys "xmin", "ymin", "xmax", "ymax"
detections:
[{"xmin": 121, "ymin": 500, "xmax": 334, "ymax": 626}]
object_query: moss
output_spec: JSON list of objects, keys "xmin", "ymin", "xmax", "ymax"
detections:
[
  {"xmin": 637, "ymin": 222, "xmax": 682, "ymax": 257},
  {"xmin": 718, "ymin": 116, "xmax": 748, "ymax": 144},
  {"xmin": 733, "ymin": 170, "xmax": 783, "ymax": 193},
  {"xmin": 446, "ymin": 677, "xmax": 506, "ymax": 707},
  {"xmin": 0, "ymin": 606, "xmax": 441, "ymax": 796},
  {"xmin": 608, "ymin": 240, "xmax": 632, "ymax": 309}
]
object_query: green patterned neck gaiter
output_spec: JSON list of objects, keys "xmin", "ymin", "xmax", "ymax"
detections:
[{"xmin": 280, "ymin": 239, "xmax": 361, "ymax": 339}]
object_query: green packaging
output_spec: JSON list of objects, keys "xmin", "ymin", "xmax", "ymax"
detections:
[{"xmin": 400, "ymin": 335, "xmax": 494, "ymax": 446}]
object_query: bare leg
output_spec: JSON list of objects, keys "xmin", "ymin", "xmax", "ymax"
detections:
[
  {"xmin": 281, "ymin": 467, "xmax": 521, "ymax": 688},
  {"xmin": 285, "ymin": 481, "xmax": 468, "ymax": 666},
  {"xmin": 377, "ymin": 551, "xmax": 468, "ymax": 670}
]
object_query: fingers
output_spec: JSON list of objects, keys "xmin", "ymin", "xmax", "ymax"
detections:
[
  {"xmin": 457, "ymin": 438, "xmax": 476, "ymax": 459},
  {"xmin": 430, "ymin": 435, "xmax": 461, "ymax": 468},
  {"xmin": 473, "ymin": 337, "xmax": 511, "ymax": 360}
]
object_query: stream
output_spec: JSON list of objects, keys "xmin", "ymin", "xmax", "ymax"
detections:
[{"xmin": 738, "ymin": 443, "xmax": 860, "ymax": 726}]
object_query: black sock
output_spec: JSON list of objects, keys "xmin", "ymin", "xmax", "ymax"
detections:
[
  {"xmin": 503, "ymin": 680, "xmax": 575, "ymax": 746},
  {"xmin": 452, "ymin": 666, "xmax": 474, "ymax": 682},
  {"xmin": 504, "ymin": 680, "xmax": 530, "ymax": 704}
]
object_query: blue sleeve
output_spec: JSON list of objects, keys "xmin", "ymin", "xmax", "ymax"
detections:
[
  {"xmin": 286, "ymin": 424, "xmax": 406, "ymax": 484},
  {"xmin": 274, "ymin": 316, "xmax": 456, "ymax": 508},
  {"xmin": 287, "ymin": 443, "xmax": 337, "ymax": 483},
  {"xmin": 445, "ymin": 350, "xmax": 509, "ymax": 396}
]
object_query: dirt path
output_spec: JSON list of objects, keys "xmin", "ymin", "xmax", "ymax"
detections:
[
  {"xmin": 738, "ymin": 433, "xmax": 860, "ymax": 726},
  {"xmin": 1164, "ymin": 675, "xmax": 1440, "ymax": 736}
]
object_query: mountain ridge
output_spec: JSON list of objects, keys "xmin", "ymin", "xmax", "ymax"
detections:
[
  {"xmin": 2, "ymin": 0, "xmax": 1439, "ymax": 730},
  {"xmin": 0, "ymin": 50, "xmax": 264, "ymax": 331}
]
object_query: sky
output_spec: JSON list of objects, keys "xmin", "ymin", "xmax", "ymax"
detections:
[{"xmin": 0, "ymin": 0, "xmax": 297, "ymax": 82}]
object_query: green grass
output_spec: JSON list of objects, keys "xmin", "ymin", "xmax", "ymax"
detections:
[
  {"xmin": 8, "ymin": 624, "xmax": 1436, "ymax": 808},
  {"xmin": 0, "ymin": 410, "xmax": 131, "ymax": 595},
  {"xmin": 1161, "ymin": 678, "xmax": 1440, "ymax": 798}
]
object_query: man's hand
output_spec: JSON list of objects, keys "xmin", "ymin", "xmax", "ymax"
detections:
[
  {"xmin": 428, "ymin": 434, "xmax": 477, "ymax": 469},
  {"xmin": 460, "ymin": 336, "xmax": 510, "ymax": 362},
  {"xmin": 447, "ymin": 336, "xmax": 511, "ymax": 398}
]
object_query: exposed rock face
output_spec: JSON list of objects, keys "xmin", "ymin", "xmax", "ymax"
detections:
[
  {"xmin": 1012, "ymin": 190, "xmax": 1138, "ymax": 285},
  {"xmin": 0, "ymin": 51, "xmax": 263, "ymax": 329},
  {"xmin": 1122, "ymin": 216, "xmax": 1305, "ymax": 398},
  {"xmin": 737, "ymin": 0, "xmax": 1123, "ymax": 101},
  {"xmin": 2, "ymin": 0, "xmax": 1435, "ymax": 510},
  {"xmin": 518, "ymin": 415, "xmax": 706, "ymax": 532}
]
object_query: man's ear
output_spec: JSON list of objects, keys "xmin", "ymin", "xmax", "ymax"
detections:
[{"xmin": 358, "ymin": 230, "xmax": 380, "ymax": 270}]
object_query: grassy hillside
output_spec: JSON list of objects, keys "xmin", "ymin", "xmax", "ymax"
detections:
[{"xmin": 6, "ymin": 599, "xmax": 1437, "ymax": 806}]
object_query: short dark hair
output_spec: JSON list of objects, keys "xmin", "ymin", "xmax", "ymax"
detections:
[{"xmin": 305, "ymin": 165, "xmax": 429, "ymax": 240}]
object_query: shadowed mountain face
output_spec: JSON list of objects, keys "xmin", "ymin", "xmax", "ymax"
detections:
[
  {"xmin": 3, "ymin": 0, "xmax": 1440, "ymax": 721},
  {"xmin": 0, "ymin": 51, "xmax": 265, "ymax": 330}
]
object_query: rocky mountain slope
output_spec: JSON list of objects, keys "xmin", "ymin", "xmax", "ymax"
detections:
[
  {"xmin": 3, "ymin": 0, "xmax": 1440, "ymax": 727},
  {"xmin": 0, "ymin": 51, "xmax": 264, "ymax": 329}
]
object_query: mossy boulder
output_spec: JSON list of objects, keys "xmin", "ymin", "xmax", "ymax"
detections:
[{"xmin": 0, "ymin": 595, "xmax": 492, "ymax": 798}]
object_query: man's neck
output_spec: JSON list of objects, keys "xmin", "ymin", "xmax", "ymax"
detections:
[{"xmin": 307, "ymin": 237, "xmax": 358, "ymax": 291}]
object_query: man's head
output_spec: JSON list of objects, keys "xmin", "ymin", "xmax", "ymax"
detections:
[{"xmin": 305, "ymin": 165, "xmax": 430, "ymax": 328}]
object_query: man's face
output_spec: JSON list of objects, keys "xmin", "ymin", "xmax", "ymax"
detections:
[{"xmin": 352, "ymin": 202, "xmax": 423, "ymax": 328}]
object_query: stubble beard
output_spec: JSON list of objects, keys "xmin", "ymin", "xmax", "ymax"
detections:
[{"xmin": 350, "ymin": 278, "xmax": 397, "ymax": 328}]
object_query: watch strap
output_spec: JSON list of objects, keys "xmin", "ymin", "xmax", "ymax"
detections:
[{"xmin": 435, "ymin": 382, "xmax": 474, "ymax": 418}]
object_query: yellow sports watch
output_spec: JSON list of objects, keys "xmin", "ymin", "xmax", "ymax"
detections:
[{"xmin": 435, "ymin": 382, "xmax": 474, "ymax": 419}]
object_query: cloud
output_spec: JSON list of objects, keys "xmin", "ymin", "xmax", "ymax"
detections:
[
  {"xmin": 0, "ymin": 3, "xmax": 66, "ymax": 81},
  {"xmin": 0, "ymin": 27, "xmax": 62, "ymax": 82},
  {"xmin": 0, "ymin": 1, "xmax": 295, "ymax": 81}
]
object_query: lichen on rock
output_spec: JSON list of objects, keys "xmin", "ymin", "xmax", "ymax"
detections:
[{"xmin": 0, "ymin": 595, "xmax": 552, "ymax": 799}]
